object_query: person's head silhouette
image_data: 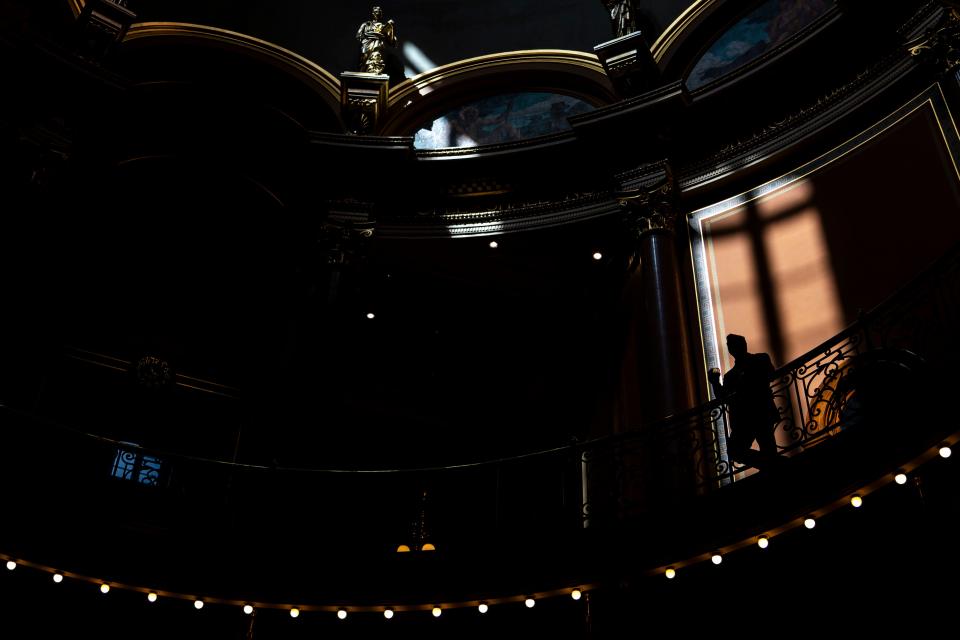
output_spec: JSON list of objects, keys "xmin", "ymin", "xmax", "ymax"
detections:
[{"xmin": 726, "ymin": 333, "xmax": 748, "ymax": 360}]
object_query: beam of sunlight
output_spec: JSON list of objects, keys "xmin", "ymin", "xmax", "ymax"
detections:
[{"xmin": 403, "ymin": 41, "xmax": 437, "ymax": 74}]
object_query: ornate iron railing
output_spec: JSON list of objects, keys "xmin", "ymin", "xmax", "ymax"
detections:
[
  {"xmin": 581, "ymin": 241, "xmax": 960, "ymax": 521},
  {"xmin": 1, "ymin": 244, "xmax": 958, "ymax": 549}
]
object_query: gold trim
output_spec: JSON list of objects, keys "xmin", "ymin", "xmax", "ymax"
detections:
[
  {"xmin": 387, "ymin": 49, "xmax": 608, "ymax": 108},
  {"xmin": 122, "ymin": 22, "xmax": 341, "ymax": 106},
  {"xmin": 650, "ymin": 0, "xmax": 725, "ymax": 64}
]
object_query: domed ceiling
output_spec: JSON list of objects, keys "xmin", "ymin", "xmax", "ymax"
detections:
[{"xmin": 121, "ymin": 0, "xmax": 692, "ymax": 75}]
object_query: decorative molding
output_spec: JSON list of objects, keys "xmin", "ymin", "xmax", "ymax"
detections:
[
  {"xmin": 378, "ymin": 191, "xmax": 617, "ymax": 239},
  {"xmin": 380, "ymin": 50, "xmax": 617, "ymax": 137},
  {"xmin": 617, "ymin": 162, "xmax": 680, "ymax": 237},
  {"xmin": 677, "ymin": 50, "xmax": 916, "ymax": 192},
  {"xmin": 340, "ymin": 71, "xmax": 389, "ymax": 135},
  {"xmin": 898, "ymin": 1, "xmax": 945, "ymax": 40},
  {"xmin": 66, "ymin": 347, "xmax": 241, "ymax": 398},
  {"xmin": 122, "ymin": 22, "xmax": 342, "ymax": 110},
  {"xmin": 650, "ymin": 0, "xmax": 725, "ymax": 65},
  {"xmin": 387, "ymin": 49, "xmax": 611, "ymax": 108},
  {"xmin": 907, "ymin": 6, "xmax": 960, "ymax": 72},
  {"xmin": 415, "ymin": 130, "xmax": 575, "ymax": 160},
  {"xmin": 134, "ymin": 355, "xmax": 174, "ymax": 389}
]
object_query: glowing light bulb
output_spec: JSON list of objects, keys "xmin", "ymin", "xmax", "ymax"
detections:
[
  {"xmin": 571, "ymin": 589, "xmax": 582, "ymax": 601},
  {"xmin": 851, "ymin": 495, "xmax": 863, "ymax": 508},
  {"xmin": 366, "ymin": 312, "xmax": 376, "ymax": 320},
  {"xmin": 421, "ymin": 543, "xmax": 436, "ymax": 551},
  {"xmin": 53, "ymin": 573, "xmax": 63, "ymax": 583},
  {"xmin": 804, "ymin": 517, "xmax": 816, "ymax": 529},
  {"xmin": 432, "ymin": 607, "xmax": 442, "ymax": 618},
  {"xmin": 148, "ymin": 593, "xmax": 158, "ymax": 603},
  {"xmin": 289, "ymin": 608, "xmax": 300, "ymax": 618},
  {"xmin": 665, "ymin": 567, "xmax": 676, "ymax": 579},
  {"xmin": 100, "ymin": 584, "xmax": 110, "ymax": 594},
  {"xmin": 758, "ymin": 536, "xmax": 769, "ymax": 549},
  {"xmin": 711, "ymin": 554, "xmax": 723, "ymax": 565},
  {"xmin": 940, "ymin": 445, "xmax": 952, "ymax": 459},
  {"xmin": 525, "ymin": 598, "xmax": 535, "ymax": 609},
  {"xmin": 5, "ymin": 561, "xmax": 15, "ymax": 571},
  {"xmin": 396, "ymin": 544, "xmax": 411, "ymax": 553},
  {"xmin": 592, "ymin": 252, "xmax": 603, "ymax": 261},
  {"xmin": 895, "ymin": 472, "xmax": 908, "ymax": 485},
  {"xmin": 384, "ymin": 608, "xmax": 394, "ymax": 619},
  {"xmin": 489, "ymin": 241, "xmax": 499, "ymax": 249},
  {"xmin": 478, "ymin": 603, "xmax": 489, "ymax": 614},
  {"xmin": 194, "ymin": 600, "xmax": 204, "ymax": 610},
  {"xmin": 337, "ymin": 609, "xmax": 347, "ymax": 620}
]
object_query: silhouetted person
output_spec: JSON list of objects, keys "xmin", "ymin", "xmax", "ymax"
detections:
[{"xmin": 708, "ymin": 334, "xmax": 780, "ymax": 470}]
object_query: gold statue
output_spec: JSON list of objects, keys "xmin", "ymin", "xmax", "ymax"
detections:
[
  {"xmin": 602, "ymin": 0, "xmax": 637, "ymax": 39},
  {"xmin": 356, "ymin": 6, "xmax": 397, "ymax": 75}
]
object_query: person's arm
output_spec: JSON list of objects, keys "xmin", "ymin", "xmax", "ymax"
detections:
[{"xmin": 708, "ymin": 368, "xmax": 724, "ymax": 398}]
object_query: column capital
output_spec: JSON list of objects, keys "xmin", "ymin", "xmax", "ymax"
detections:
[
  {"xmin": 907, "ymin": 5, "xmax": 960, "ymax": 72},
  {"xmin": 319, "ymin": 220, "xmax": 375, "ymax": 266},
  {"xmin": 617, "ymin": 163, "xmax": 680, "ymax": 236}
]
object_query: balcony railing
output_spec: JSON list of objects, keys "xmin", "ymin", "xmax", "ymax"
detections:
[{"xmin": 1, "ymin": 244, "xmax": 958, "ymax": 553}]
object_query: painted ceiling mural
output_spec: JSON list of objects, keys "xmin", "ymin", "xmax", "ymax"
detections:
[
  {"xmin": 414, "ymin": 92, "xmax": 594, "ymax": 150},
  {"xmin": 686, "ymin": 0, "xmax": 833, "ymax": 90}
]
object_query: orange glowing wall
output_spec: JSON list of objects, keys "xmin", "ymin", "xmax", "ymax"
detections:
[{"xmin": 696, "ymin": 101, "xmax": 960, "ymax": 371}]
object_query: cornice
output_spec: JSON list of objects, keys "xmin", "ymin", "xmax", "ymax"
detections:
[
  {"xmin": 386, "ymin": 49, "xmax": 612, "ymax": 109},
  {"xmin": 650, "ymin": 0, "xmax": 725, "ymax": 65},
  {"xmin": 122, "ymin": 22, "xmax": 341, "ymax": 108},
  {"xmin": 677, "ymin": 50, "xmax": 917, "ymax": 193}
]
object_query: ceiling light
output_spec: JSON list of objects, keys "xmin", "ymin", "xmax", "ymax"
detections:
[
  {"xmin": 100, "ymin": 584, "xmax": 110, "ymax": 594},
  {"xmin": 571, "ymin": 589, "xmax": 582, "ymax": 600},
  {"xmin": 850, "ymin": 495, "xmax": 863, "ymax": 508},
  {"xmin": 148, "ymin": 592, "xmax": 158, "ymax": 603},
  {"xmin": 489, "ymin": 241, "xmax": 498, "ymax": 249},
  {"xmin": 337, "ymin": 609, "xmax": 347, "ymax": 620},
  {"xmin": 432, "ymin": 607, "xmax": 442, "ymax": 617},
  {"xmin": 895, "ymin": 472, "xmax": 908, "ymax": 485},
  {"xmin": 5, "ymin": 561, "xmax": 15, "ymax": 571},
  {"xmin": 384, "ymin": 608, "xmax": 394, "ymax": 619},
  {"xmin": 758, "ymin": 536, "xmax": 769, "ymax": 549},
  {"xmin": 592, "ymin": 252, "xmax": 602, "ymax": 260},
  {"xmin": 290, "ymin": 608, "xmax": 300, "ymax": 618},
  {"xmin": 939, "ymin": 445, "xmax": 952, "ymax": 459},
  {"xmin": 478, "ymin": 603, "xmax": 489, "ymax": 614},
  {"xmin": 711, "ymin": 554, "xmax": 723, "ymax": 565},
  {"xmin": 665, "ymin": 567, "xmax": 676, "ymax": 579},
  {"xmin": 53, "ymin": 573, "xmax": 63, "ymax": 583},
  {"xmin": 194, "ymin": 600, "xmax": 204, "ymax": 610},
  {"xmin": 243, "ymin": 605, "xmax": 253, "ymax": 615},
  {"xmin": 366, "ymin": 312, "xmax": 376, "ymax": 320},
  {"xmin": 525, "ymin": 598, "xmax": 535, "ymax": 608},
  {"xmin": 804, "ymin": 517, "xmax": 816, "ymax": 529}
]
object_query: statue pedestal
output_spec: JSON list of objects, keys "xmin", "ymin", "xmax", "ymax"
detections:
[
  {"xmin": 340, "ymin": 72, "xmax": 390, "ymax": 135},
  {"xmin": 594, "ymin": 31, "xmax": 659, "ymax": 98},
  {"xmin": 77, "ymin": 0, "xmax": 137, "ymax": 59}
]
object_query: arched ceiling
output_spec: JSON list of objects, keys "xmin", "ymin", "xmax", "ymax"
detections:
[{"xmin": 109, "ymin": 0, "xmax": 693, "ymax": 76}]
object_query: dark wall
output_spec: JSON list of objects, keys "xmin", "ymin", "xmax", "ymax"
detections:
[{"xmin": 814, "ymin": 105, "xmax": 960, "ymax": 320}]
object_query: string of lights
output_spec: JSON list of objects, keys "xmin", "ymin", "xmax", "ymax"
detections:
[{"xmin": 1, "ymin": 443, "xmax": 950, "ymax": 620}]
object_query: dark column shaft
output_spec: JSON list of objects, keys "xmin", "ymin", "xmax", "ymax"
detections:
[{"xmin": 638, "ymin": 229, "xmax": 697, "ymax": 421}]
